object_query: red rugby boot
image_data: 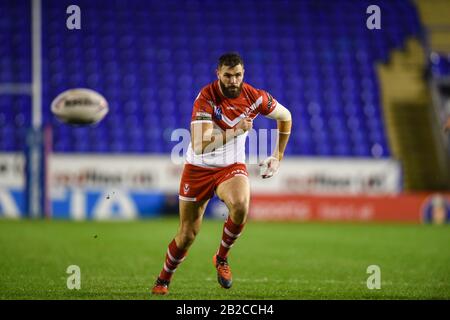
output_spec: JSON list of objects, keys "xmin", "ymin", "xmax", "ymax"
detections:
[
  {"xmin": 213, "ymin": 254, "xmax": 233, "ymax": 289},
  {"xmin": 151, "ymin": 277, "xmax": 170, "ymax": 295}
]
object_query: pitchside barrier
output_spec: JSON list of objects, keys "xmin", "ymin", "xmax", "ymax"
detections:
[
  {"xmin": 248, "ymin": 193, "xmax": 450, "ymax": 223},
  {"xmin": 0, "ymin": 153, "xmax": 448, "ymax": 223}
]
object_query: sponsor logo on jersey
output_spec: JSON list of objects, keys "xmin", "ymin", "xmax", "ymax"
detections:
[
  {"xmin": 213, "ymin": 105, "xmax": 222, "ymax": 120},
  {"xmin": 195, "ymin": 111, "xmax": 212, "ymax": 120},
  {"xmin": 248, "ymin": 96, "xmax": 263, "ymax": 113}
]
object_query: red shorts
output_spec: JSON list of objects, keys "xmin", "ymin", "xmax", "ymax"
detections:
[{"xmin": 179, "ymin": 163, "xmax": 248, "ymax": 202}]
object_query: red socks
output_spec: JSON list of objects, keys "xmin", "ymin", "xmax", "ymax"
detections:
[
  {"xmin": 158, "ymin": 217, "xmax": 244, "ymax": 281},
  {"xmin": 158, "ymin": 239, "xmax": 187, "ymax": 281},
  {"xmin": 217, "ymin": 216, "xmax": 245, "ymax": 260}
]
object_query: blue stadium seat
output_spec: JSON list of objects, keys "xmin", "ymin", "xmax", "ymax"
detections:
[{"xmin": 0, "ymin": 0, "xmax": 424, "ymax": 157}]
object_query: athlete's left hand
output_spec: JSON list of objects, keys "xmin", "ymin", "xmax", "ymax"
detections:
[{"xmin": 259, "ymin": 156, "xmax": 280, "ymax": 179}]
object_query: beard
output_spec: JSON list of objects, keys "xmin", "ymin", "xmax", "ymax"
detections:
[{"xmin": 219, "ymin": 80, "xmax": 243, "ymax": 99}]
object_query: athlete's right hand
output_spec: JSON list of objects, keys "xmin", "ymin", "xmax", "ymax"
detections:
[{"xmin": 234, "ymin": 117, "xmax": 253, "ymax": 134}]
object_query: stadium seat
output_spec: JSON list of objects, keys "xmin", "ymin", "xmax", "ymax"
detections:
[{"xmin": 0, "ymin": 0, "xmax": 424, "ymax": 157}]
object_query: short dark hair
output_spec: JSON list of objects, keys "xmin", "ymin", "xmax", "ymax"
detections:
[{"xmin": 218, "ymin": 52, "xmax": 244, "ymax": 69}]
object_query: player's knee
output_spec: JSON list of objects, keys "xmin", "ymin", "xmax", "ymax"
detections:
[
  {"xmin": 178, "ymin": 227, "xmax": 199, "ymax": 248},
  {"xmin": 177, "ymin": 235, "xmax": 194, "ymax": 249},
  {"xmin": 229, "ymin": 197, "xmax": 249, "ymax": 216}
]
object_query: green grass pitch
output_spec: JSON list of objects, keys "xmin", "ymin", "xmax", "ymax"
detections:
[{"xmin": 0, "ymin": 218, "xmax": 449, "ymax": 300}]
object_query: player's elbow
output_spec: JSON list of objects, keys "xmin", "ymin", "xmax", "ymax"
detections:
[
  {"xmin": 267, "ymin": 103, "xmax": 292, "ymax": 121},
  {"xmin": 278, "ymin": 106, "xmax": 292, "ymax": 121}
]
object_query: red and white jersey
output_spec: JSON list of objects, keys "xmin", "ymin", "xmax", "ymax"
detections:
[{"xmin": 186, "ymin": 80, "xmax": 278, "ymax": 168}]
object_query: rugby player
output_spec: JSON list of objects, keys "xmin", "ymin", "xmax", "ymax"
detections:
[{"xmin": 152, "ymin": 52, "xmax": 292, "ymax": 295}]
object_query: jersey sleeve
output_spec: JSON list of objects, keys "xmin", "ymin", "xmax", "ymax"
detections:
[
  {"xmin": 257, "ymin": 90, "xmax": 278, "ymax": 116},
  {"xmin": 191, "ymin": 92, "xmax": 214, "ymax": 123}
]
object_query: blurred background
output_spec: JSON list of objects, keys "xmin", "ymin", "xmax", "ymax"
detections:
[{"xmin": 0, "ymin": 0, "xmax": 449, "ymax": 223}]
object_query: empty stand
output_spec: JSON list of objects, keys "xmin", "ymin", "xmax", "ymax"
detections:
[{"xmin": 1, "ymin": 0, "xmax": 424, "ymax": 157}]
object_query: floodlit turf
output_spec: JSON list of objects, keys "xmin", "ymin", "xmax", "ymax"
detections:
[{"xmin": 0, "ymin": 218, "xmax": 449, "ymax": 300}]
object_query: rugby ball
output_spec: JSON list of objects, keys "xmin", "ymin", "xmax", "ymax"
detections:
[{"xmin": 51, "ymin": 88, "xmax": 108, "ymax": 125}]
